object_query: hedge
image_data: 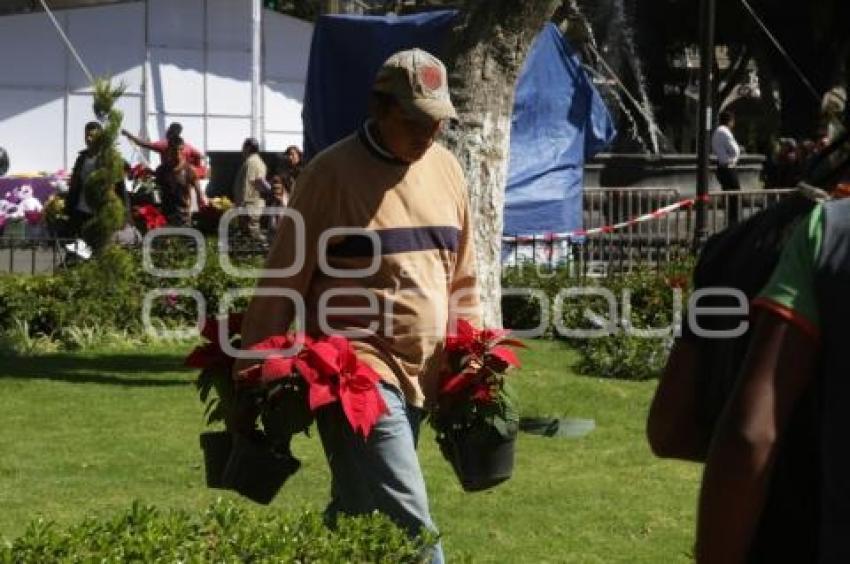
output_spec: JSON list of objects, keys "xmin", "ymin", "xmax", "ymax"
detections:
[
  {"xmin": 0, "ymin": 500, "xmax": 435, "ymax": 563},
  {"xmin": 0, "ymin": 242, "xmax": 261, "ymax": 344},
  {"xmin": 501, "ymin": 263, "xmax": 693, "ymax": 380}
]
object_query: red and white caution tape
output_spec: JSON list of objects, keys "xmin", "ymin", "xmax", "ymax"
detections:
[{"xmin": 502, "ymin": 194, "xmax": 710, "ymax": 243}]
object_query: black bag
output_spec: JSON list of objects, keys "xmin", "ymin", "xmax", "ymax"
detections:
[{"xmin": 690, "ymin": 191, "xmax": 821, "ymax": 563}]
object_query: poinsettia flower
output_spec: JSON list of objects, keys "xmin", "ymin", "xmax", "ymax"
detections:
[
  {"xmin": 305, "ymin": 336, "xmax": 347, "ymax": 377},
  {"xmin": 328, "ymin": 336, "xmax": 387, "ymax": 437},
  {"xmin": 438, "ymin": 323, "xmax": 525, "ymax": 407},
  {"xmin": 262, "ymin": 355, "xmax": 295, "ymax": 381},
  {"xmin": 301, "ymin": 337, "xmax": 346, "ymax": 410},
  {"xmin": 299, "ymin": 335, "xmax": 388, "ymax": 436},
  {"xmin": 445, "ymin": 318, "xmax": 478, "ymax": 354},
  {"xmin": 339, "ymin": 359, "xmax": 387, "ymax": 438},
  {"xmin": 133, "ymin": 204, "xmax": 167, "ymax": 231}
]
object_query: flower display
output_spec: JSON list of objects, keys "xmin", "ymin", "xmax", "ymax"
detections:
[
  {"xmin": 0, "ymin": 195, "xmax": 22, "ymax": 236},
  {"xmin": 0, "ymin": 180, "xmax": 62, "ymax": 237}
]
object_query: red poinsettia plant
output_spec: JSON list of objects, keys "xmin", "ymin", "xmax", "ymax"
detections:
[
  {"xmin": 132, "ymin": 204, "xmax": 167, "ymax": 233},
  {"xmin": 186, "ymin": 315, "xmax": 388, "ymax": 440},
  {"xmin": 237, "ymin": 334, "xmax": 388, "ymax": 439},
  {"xmin": 186, "ymin": 313, "xmax": 245, "ymax": 430},
  {"xmin": 431, "ymin": 319, "xmax": 525, "ymax": 440}
]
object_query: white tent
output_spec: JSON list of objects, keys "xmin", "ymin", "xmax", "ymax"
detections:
[{"xmin": 0, "ymin": 0, "xmax": 313, "ymax": 174}]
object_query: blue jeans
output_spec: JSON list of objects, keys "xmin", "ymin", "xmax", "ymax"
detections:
[{"xmin": 316, "ymin": 381, "xmax": 444, "ymax": 563}]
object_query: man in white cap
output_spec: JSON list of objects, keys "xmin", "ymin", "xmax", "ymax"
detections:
[{"xmin": 238, "ymin": 49, "xmax": 481, "ymax": 563}]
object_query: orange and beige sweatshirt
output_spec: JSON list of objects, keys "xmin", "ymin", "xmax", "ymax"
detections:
[{"xmin": 241, "ymin": 123, "xmax": 482, "ymax": 407}]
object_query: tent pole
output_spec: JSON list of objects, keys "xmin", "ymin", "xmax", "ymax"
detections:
[{"xmin": 251, "ymin": 0, "xmax": 263, "ymax": 145}]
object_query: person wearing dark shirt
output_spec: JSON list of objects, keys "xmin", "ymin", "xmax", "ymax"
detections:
[{"xmin": 66, "ymin": 121, "xmax": 130, "ymax": 238}]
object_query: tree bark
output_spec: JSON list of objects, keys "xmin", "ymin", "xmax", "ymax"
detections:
[{"xmin": 443, "ymin": 0, "xmax": 560, "ymax": 327}]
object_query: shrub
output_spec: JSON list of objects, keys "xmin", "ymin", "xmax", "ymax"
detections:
[
  {"xmin": 81, "ymin": 79, "xmax": 127, "ymax": 255},
  {"xmin": 0, "ymin": 499, "xmax": 435, "ymax": 563},
  {"xmin": 501, "ymin": 262, "xmax": 693, "ymax": 380},
  {"xmin": 0, "ymin": 243, "xmax": 262, "ymax": 350}
]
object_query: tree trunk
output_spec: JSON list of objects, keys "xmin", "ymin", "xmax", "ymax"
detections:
[{"xmin": 443, "ymin": 0, "xmax": 560, "ymax": 327}]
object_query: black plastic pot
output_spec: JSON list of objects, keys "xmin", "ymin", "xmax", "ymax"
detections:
[
  {"xmin": 199, "ymin": 431, "xmax": 233, "ymax": 489},
  {"xmin": 261, "ymin": 379, "xmax": 313, "ymax": 439},
  {"xmin": 438, "ymin": 427, "xmax": 516, "ymax": 492},
  {"xmin": 221, "ymin": 431, "xmax": 301, "ymax": 505}
]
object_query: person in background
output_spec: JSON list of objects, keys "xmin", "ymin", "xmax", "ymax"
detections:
[
  {"xmin": 712, "ymin": 110, "xmax": 742, "ymax": 225},
  {"xmin": 122, "ymin": 122, "xmax": 208, "ymax": 179},
  {"xmin": 275, "ymin": 145, "xmax": 303, "ymax": 196},
  {"xmin": 232, "ymin": 137, "xmax": 267, "ymax": 244},
  {"xmin": 66, "ymin": 121, "xmax": 130, "ymax": 237},
  {"xmin": 155, "ymin": 136, "xmax": 205, "ymax": 227},
  {"xmin": 283, "ymin": 145, "xmax": 302, "ymax": 175},
  {"xmin": 262, "ymin": 173, "xmax": 290, "ymax": 235}
]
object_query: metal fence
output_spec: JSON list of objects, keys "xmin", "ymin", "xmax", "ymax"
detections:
[
  {"xmin": 0, "ymin": 238, "xmax": 82, "ymax": 276},
  {"xmin": 503, "ymin": 187, "xmax": 797, "ymax": 276}
]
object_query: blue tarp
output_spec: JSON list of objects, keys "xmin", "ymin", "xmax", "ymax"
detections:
[
  {"xmin": 301, "ymin": 17, "xmax": 615, "ymax": 236},
  {"xmin": 302, "ymin": 11, "xmax": 458, "ymax": 160},
  {"xmin": 504, "ymin": 24, "xmax": 616, "ymax": 236}
]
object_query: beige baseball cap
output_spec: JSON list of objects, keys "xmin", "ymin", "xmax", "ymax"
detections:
[{"xmin": 372, "ymin": 48, "xmax": 458, "ymax": 123}]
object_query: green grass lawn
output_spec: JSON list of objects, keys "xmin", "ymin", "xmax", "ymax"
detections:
[{"xmin": 0, "ymin": 340, "xmax": 700, "ymax": 562}]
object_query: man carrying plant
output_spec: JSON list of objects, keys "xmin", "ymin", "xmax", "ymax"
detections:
[{"xmin": 237, "ymin": 48, "xmax": 481, "ymax": 563}]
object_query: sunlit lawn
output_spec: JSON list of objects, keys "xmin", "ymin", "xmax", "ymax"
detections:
[{"xmin": 0, "ymin": 340, "xmax": 700, "ymax": 562}]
